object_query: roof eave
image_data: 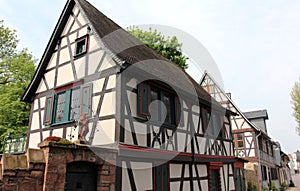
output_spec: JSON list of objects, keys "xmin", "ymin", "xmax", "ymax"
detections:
[{"xmin": 21, "ymin": 0, "xmax": 75, "ymax": 103}]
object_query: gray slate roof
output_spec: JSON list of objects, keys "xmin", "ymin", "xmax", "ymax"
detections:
[{"xmin": 243, "ymin": 109, "xmax": 269, "ymax": 120}]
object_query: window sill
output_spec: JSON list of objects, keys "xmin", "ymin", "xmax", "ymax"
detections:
[
  {"xmin": 50, "ymin": 120, "xmax": 76, "ymax": 127},
  {"xmin": 73, "ymin": 52, "xmax": 86, "ymax": 59}
]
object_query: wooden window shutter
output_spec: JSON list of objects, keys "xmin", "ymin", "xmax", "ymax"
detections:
[
  {"xmin": 137, "ymin": 83, "xmax": 150, "ymax": 117},
  {"xmin": 175, "ymin": 97, "xmax": 183, "ymax": 126},
  {"xmin": 43, "ymin": 94, "xmax": 54, "ymax": 125},
  {"xmin": 80, "ymin": 83, "xmax": 93, "ymax": 117}
]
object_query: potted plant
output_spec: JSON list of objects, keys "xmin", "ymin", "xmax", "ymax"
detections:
[
  {"xmin": 271, "ymin": 182, "xmax": 277, "ymax": 191},
  {"xmin": 280, "ymin": 181, "xmax": 286, "ymax": 191}
]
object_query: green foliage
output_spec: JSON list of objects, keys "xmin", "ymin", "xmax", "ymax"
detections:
[
  {"xmin": 247, "ymin": 182, "xmax": 258, "ymax": 191},
  {"xmin": 0, "ymin": 20, "xmax": 18, "ymax": 59},
  {"xmin": 127, "ymin": 26, "xmax": 188, "ymax": 69},
  {"xmin": 263, "ymin": 186, "xmax": 269, "ymax": 191},
  {"xmin": 271, "ymin": 182, "xmax": 277, "ymax": 191},
  {"xmin": 280, "ymin": 181, "xmax": 286, "ymax": 191},
  {"xmin": 0, "ymin": 20, "xmax": 36, "ymax": 152},
  {"xmin": 291, "ymin": 78, "xmax": 300, "ymax": 135}
]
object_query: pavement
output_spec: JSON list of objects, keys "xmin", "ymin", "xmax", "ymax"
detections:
[{"xmin": 287, "ymin": 174, "xmax": 300, "ymax": 191}]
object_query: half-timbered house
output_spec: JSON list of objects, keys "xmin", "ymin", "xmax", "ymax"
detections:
[
  {"xmin": 200, "ymin": 72, "xmax": 285, "ymax": 190},
  {"xmin": 17, "ymin": 0, "xmax": 240, "ymax": 190}
]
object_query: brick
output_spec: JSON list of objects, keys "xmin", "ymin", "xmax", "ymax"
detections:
[
  {"xmin": 17, "ymin": 155, "xmax": 28, "ymax": 169},
  {"xmin": 56, "ymin": 173, "xmax": 65, "ymax": 184},
  {"xmin": 2, "ymin": 155, "xmax": 18, "ymax": 170},
  {"xmin": 31, "ymin": 170, "xmax": 44, "ymax": 178},
  {"xmin": 19, "ymin": 181, "xmax": 37, "ymax": 191},
  {"xmin": 57, "ymin": 164, "xmax": 66, "ymax": 173},
  {"xmin": 3, "ymin": 183, "xmax": 17, "ymax": 191},
  {"xmin": 16, "ymin": 170, "xmax": 30, "ymax": 177},
  {"xmin": 45, "ymin": 173, "xmax": 58, "ymax": 184},
  {"xmin": 31, "ymin": 163, "xmax": 45, "ymax": 171},
  {"xmin": 51, "ymin": 155, "xmax": 66, "ymax": 163},
  {"xmin": 27, "ymin": 149, "xmax": 45, "ymax": 163},
  {"xmin": 98, "ymin": 187, "xmax": 110, "ymax": 191},
  {"xmin": 101, "ymin": 175, "xmax": 115, "ymax": 183},
  {"xmin": 3, "ymin": 170, "xmax": 16, "ymax": 176},
  {"xmin": 110, "ymin": 184, "xmax": 115, "ymax": 191},
  {"xmin": 109, "ymin": 166, "xmax": 116, "ymax": 174},
  {"xmin": 46, "ymin": 163, "xmax": 58, "ymax": 173},
  {"xmin": 66, "ymin": 151, "xmax": 74, "ymax": 162}
]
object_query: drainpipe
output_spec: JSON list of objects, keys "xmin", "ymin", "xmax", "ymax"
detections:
[{"xmin": 255, "ymin": 130, "xmax": 263, "ymax": 189}]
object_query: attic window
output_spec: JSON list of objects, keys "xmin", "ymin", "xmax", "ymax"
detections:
[{"xmin": 74, "ymin": 35, "xmax": 89, "ymax": 57}]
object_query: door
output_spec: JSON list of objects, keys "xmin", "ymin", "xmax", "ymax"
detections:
[
  {"xmin": 209, "ymin": 169, "xmax": 221, "ymax": 191},
  {"xmin": 65, "ymin": 162, "xmax": 97, "ymax": 191},
  {"xmin": 154, "ymin": 163, "xmax": 169, "ymax": 191}
]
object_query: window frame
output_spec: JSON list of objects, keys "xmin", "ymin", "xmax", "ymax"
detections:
[
  {"xmin": 234, "ymin": 133, "xmax": 245, "ymax": 149},
  {"xmin": 74, "ymin": 35, "xmax": 89, "ymax": 57},
  {"xmin": 201, "ymin": 109, "xmax": 224, "ymax": 139},
  {"xmin": 43, "ymin": 82, "xmax": 93, "ymax": 126},
  {"xmin": 137, "ymin": 81, "xmax": 182, "ymax": 127},
  {"xmin": 53, "ymin": 87, "xmax": 81, "ymax": 124}
]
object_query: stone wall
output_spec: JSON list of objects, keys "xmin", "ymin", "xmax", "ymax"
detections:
[
  {"xmin": 0, "ymin": 142, "xmax": 118, "ymax": 191},
  {"xmin": 244, "ymin": 162, "xmax": 261, "ymax": 191},
  {"xmin": 0, "ymin": 149, "xmax": 45, "ymax": 191}
]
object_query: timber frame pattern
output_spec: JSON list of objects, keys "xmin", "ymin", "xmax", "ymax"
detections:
[
  {"xmin": 199, "ymin": 72, "xmax": 285, "ymax": 189},
  {"xmin": 21, "ymin": 0, "xmax": 242, "ymax": 190}
]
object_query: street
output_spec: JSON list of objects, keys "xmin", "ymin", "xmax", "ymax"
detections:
[{"xmin": 288, "ymin": 174, "xmax": 300, "ymax": 191}]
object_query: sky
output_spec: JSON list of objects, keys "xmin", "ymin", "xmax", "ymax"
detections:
[{"xmin": 1, "ymin": 0, "xmax": 300, "ymax": 153}]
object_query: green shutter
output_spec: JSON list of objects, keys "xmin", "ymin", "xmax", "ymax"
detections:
[
  {"xmin": 154, "ymin": 166, "xmax": 162, "ymax": 191},
  {"xmin": 43, "ymin": 94, "xmax": 54, "ymax": 124},
  {"xmin": 175, "ymin": 97, "xmax": 183, "ymax": 126},
  {"xmin": 137, "ymin": 83, "xmax": 149, "ymax": 117},
  {"xmin": 162, "ymin": 164, "xmax": 169, "ymax": 191},
  {"xmin": 80, "ymin": 83, "xmax": 93, "ymax": 117}
]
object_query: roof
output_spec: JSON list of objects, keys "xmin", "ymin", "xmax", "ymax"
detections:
[
  {"xmin": 199, "ymin": 71, "xmax": 260, "ymax": 132},
  {"xmin": 21, "ymin": 0, "xmax": 232, "ymax": 114},
  {"xmin": 243, "ymin": 110, "xmax": 269, "ymax": 120}
]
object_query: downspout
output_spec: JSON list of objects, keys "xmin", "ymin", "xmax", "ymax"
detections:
[{"xmin": 255, "ymin": 130, "xmax": 263, "ymax": 189}]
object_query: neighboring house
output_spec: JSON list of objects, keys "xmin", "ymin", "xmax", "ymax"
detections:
[
  {"xmin": 289, "ymin": 151, "xmax": 300, "ymax": 174},
  {"xmin": 279, "ymin": 151, "xmax": 291, "ymax": 186},
  {"xmin": 200, "ymin": 72, "xmax": 288, "ymax": 190},
  {"xmin": 0, "ymin": 0, "xmax": 240, "ymax": 190}
]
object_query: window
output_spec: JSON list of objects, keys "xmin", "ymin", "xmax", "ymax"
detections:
[
  {"xmin": 74, "ymin": 35, "xmax": 89, "ymax": 57},
  {"xmin": 137, "ymin": 82, "xmax": 182, "ymax": 126},
  {"xmin": 43, "ymin": 83, "xmax": 93, "ymax": 125},
  {"xmin": 202, "ymin": 109, "xmax": 223, "ymax": 139},
  {"xmin": 261, "ymin": 165, "xmax": 268, "ymax": 181},
  {"xmin": 271, "ymin": 168, "xmax": 278, "ymax": 180},
  {"xmin": 234, "ymin": 133, "xmax": 244, "ymax": 148}
]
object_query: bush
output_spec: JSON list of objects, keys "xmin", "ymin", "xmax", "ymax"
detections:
[{"xmin": 271, "ymin": 182, "xmax": 277, "ymax": 191}]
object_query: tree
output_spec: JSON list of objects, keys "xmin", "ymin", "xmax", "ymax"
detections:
[
  {"xmin": 291, "ymin": 78, "xmax": 300, "ymax": 135},
  {"xmin": 0, "ymin": 20, "xmax": 36, "ymax": 152},
  {"xmin": 127, "ymin": 26, "xmax": 188, "ymax": 69}
]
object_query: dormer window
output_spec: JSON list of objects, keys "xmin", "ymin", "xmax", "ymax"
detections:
[{"xmin": 74, "ymin": 35, "xmax": 89, "ymax": 57}]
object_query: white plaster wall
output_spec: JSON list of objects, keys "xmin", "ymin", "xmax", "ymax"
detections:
[
  {"xmin": 92, "ymin": 119, "xmax": 115, "ymax": 145},
  {"xmin": 99, "ymin": 92, "xmax": 115, "ymax": 117},
  {"xmin": 28, "ymin": 133, "xmax": 40, "ymax": 149},
  {"xmin": 30, "ymin": 112, "xmax": 40, "ymax": 131},
  {"xmin": 46, "ymin": 52, "xmax": 57, "ymax": 70},
  {"xmin": 36, "ymin": 79, "xmax": 47, "ymax": 93},
  {"xmin": 131, "ymin": 162, "xmax": 153, "ymax": 191},
  {"xmin": 56, "ymin": 64, "xmax": 74, "ymax": 86}
]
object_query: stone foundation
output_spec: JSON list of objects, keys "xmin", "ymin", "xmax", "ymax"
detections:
[{"xmin": 0, "ymin": 142, "xmax": 117, "ymax": 191}]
